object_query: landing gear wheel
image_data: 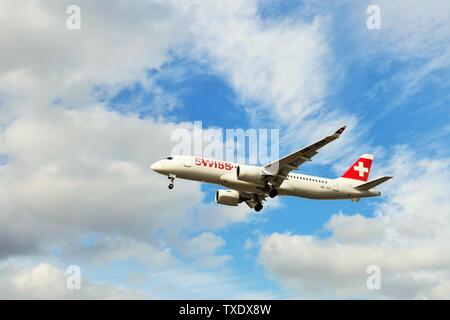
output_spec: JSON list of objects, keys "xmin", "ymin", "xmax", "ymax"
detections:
[
  {"xmin": 168, "ymin": 174, "xmax": 175, "ymax": 190},
  {"xmin": 269, "ymin": 188, "xmax": 278, "ymax": 198},
  {"xmin": 254, "ymin": 203, "xmax": 263, "ymax": 212}
]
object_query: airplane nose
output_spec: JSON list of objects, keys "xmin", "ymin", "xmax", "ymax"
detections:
[{"xmin": 151, "ymin": 160, "xmax": 165, "ymax": 173}]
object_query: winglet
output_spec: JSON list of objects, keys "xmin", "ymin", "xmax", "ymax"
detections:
[
  {"xmin": 331, "ymin": 126, "xmax": 346, "ymax": 138},
  {"xmin": 335, "ymin": 126, "xmax": 346, "ymax": 135}
]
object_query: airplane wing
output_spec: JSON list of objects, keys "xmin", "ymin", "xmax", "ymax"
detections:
[{"xmin": 263, "ymin": 126, "xmax": 346, "ymax": 187}]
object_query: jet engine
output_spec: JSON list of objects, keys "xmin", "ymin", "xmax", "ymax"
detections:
[
  {"xmin": 236, "ymin": 165, "xmax": 264, "ymax": 183},
  {"xmin": 215, "ymin": 189, "xmax": 240, "ymax": 206}
]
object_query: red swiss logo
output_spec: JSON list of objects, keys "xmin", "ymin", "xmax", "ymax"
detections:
[
  {"xmin": 341, "ymin": 157, "xmax": 372, "ymax": 181},
  {"xmin": 195, "ymin": 158, "xmax": 233, "ymax": 171}
]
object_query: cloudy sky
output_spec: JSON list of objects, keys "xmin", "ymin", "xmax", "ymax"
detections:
[{"xmin": 0, "ymin": 0, "xmax": 449, "ymax": 299}]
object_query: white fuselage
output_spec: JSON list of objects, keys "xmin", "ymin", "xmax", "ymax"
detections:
[{"xmin": 151, "ymin": 156, "xmax": 380, "ymax": 200}]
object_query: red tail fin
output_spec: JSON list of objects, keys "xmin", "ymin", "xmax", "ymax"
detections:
[{"xmin": 341, "ymin": 154, "xmax": 373, "ymax": 182}]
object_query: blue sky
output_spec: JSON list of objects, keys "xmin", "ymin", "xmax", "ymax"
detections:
[{"xmin": 0, "ymin": 0, "xmax": 449, "ymax": 299}]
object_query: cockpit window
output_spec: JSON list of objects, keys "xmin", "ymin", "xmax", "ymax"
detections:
[{"xmin": 166, "ymin": 157, "xmax": 173, "ymax": 160}]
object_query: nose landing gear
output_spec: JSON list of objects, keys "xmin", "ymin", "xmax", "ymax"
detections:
[{"xmin": 168, "ymin": 174, "xmax": 176, "ymax": 189}]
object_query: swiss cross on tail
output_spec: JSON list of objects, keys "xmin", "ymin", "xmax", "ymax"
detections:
[{"xmin": 341, "ymin": 154, "xmax": 373, "ymax": 182}]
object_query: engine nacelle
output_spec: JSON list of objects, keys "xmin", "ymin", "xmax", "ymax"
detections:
[
  {"xmin": 236, "ymin": 165, "xmax": 264, "ymax": 183},
  {"xmin": 215, "ymin": 189, "xmax": 240, "ymax": 206}
]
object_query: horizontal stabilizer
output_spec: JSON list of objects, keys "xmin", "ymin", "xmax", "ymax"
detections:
[{"xmin": 354, "ymin": 176, "xmax": 393, "ymax": 191}]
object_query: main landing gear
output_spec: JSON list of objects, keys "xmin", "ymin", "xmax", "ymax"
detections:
[
  {"xmin": 269, "ymin": 188, "xmax": 278, "ymax": 198},
  {"xmin": 265, "ymin": 182, "xmax": 278, "ymax": 198},
  {"xmin": 253, "ymin": 194, "xmax": 264, "ymax": 212},
  {"xmin": 168, "ymin": 174, "xmax": 175, "ymax": 190},
  {"xmin": 254, "ymin": 203, "xmax": 263, "ymax": 212}
]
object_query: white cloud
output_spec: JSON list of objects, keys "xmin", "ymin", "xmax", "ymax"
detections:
[
  {"xmin": 189, "ymin": 202, "xmax": 251, "ymax": 231},
  {"xmin": 187, "ymin": 232, "xmax": 226, "ymax": 254},
  {"xmin": 259, "ymin": 147, "xmax": 450, "ymax": 299},
  {"xmin": 0, "ymin": 107, "xmax": 199, "ymax": 256},
  {"xmin": 0, "ymin": 0, "xmax": 253, "ymax": 260},
  {"xmin": 179, "ymin": 0, "xmax": 360, "ymax": 157},
  {"xmin": 0, "ymin": 0, "xmax": 188, "ymax": 107},
  {"xmin": 184, "ymin": 232, "xmax": 232, "ymax": 268},
  {"xmin": 0, "ymin": 102, "xmax": 257, "ymax": 298},
  {"xmin": 244, "ymin": 239, "xmax": 256, "ymax": 250},
  {"xmin": 352, "ymin": 0, "xmax": 450, "ymax": 98},
  {"xmin": 0, "ymin": 2, "xmax": 257, "ymax": 298},
  {"xmin": 63, "ymin": 237, "xmax": 176, "ymax": 271},
  {"xmin": 0, "ymin": 104, "xmax": 255, "ymax": 261},
  {"xmin": 0, "ymin": 262, "xmax": 144, "ymax": 299},
  {"xmin": 145, "ymin": 266, "xmax": 280, "ymax": 299},
  {"xmin": 358, "ymin": 0, "xmax": 450, "ymax": 60},
  {"xmin": 325, "ymin": 213, "xmax": 384, "ymax": 244}
]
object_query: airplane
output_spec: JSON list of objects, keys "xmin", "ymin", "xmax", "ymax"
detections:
[{"xmin": 151, "ymin": 126, "xmax": 392, "ymax": 212}]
